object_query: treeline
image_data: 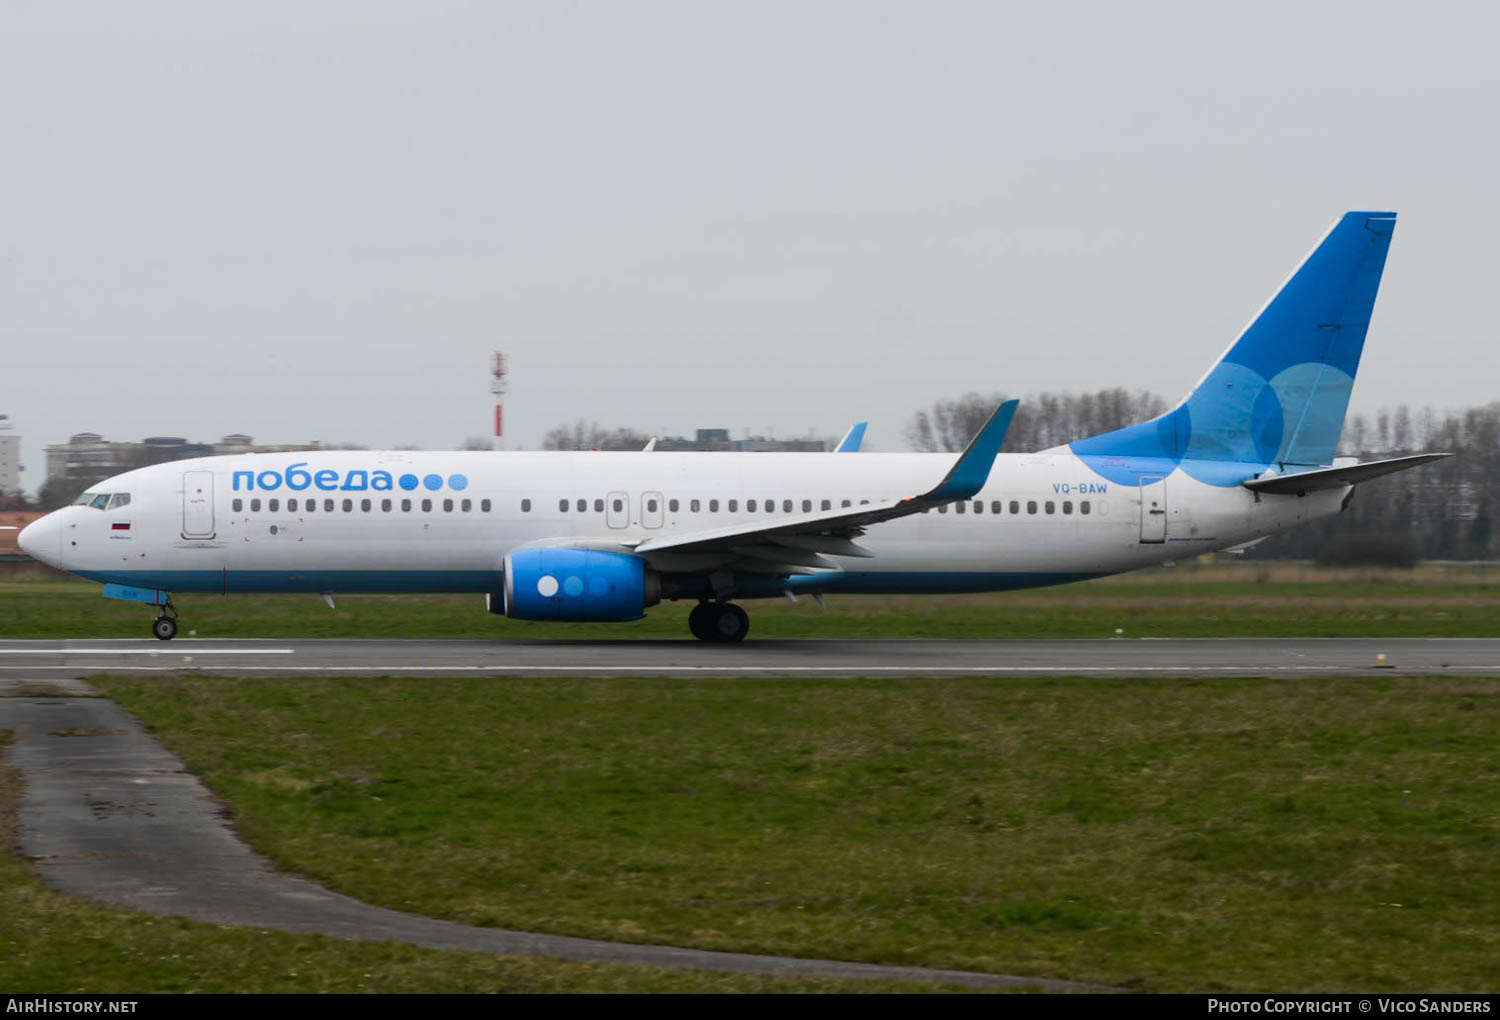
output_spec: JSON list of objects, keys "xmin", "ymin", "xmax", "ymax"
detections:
[{"xmin": 906, "ymin": 389, "xmax": 1168, "ymax": 454}]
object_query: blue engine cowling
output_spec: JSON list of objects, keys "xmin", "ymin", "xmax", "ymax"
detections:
[{"xmin": 498, "ymin": 548, "xmax": 659, "ymax": 622}]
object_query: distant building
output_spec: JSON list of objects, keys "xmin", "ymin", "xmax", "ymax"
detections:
[
  {"xmin": 0, "ymin": 415, "xmax": 19, "ymax": 496},
  {"xmin": 654, "ymin": 429, "xmax": 827, "ymax": 453},
  {"xmin": 44, "ymin": 433, "xmax": 322, "ymax": 485}
]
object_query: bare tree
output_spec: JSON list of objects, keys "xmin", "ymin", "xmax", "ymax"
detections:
[
  {"xmin": 542, "ymin": 420, "xmax": 652, "ymax": 451},
  {"xmin": 906, "ymin": 388, "xmax": 1168, "ymax": 453}
]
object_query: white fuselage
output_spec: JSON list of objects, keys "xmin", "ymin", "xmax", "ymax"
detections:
[{"xmin": 28, "ymin": 449, "xmax": 1347, "ymax": 599}]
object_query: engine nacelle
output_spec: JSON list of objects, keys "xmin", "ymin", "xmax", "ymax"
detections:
[{"xmin": 499, "ymin": 548, "xmax": 659, "ymax": 622}]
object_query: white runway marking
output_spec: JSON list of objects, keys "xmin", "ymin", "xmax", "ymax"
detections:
[{"xmin": 0, "ymin": 648, "xmax": 295, "ymax": 655}]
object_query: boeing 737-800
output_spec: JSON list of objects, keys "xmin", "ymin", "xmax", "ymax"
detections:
[{"xmin": 20, "ymin": 211, "xmax": 1446, "ymax": 642}]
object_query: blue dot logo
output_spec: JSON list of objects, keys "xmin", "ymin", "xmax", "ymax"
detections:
[
  {"xmin": 448, "ymin": 474, "xmax": 468, "ymax": 491},
  {"xmin": 563, "ymin": 576, "xmax": 584, "ymax": 597},
  {"xmin": 398, "ymin": 474, "xmax": 419, "ymax": 491},
  {"xmin": 423, "ymin": 474, "xmax": 443, "ymax": 491}
]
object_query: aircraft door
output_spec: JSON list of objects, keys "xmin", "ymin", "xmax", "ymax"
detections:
[
  {"xmin": 606, "ymin": 491, "xmax": 629, "ymax": 529},
  {"xmin": 182, "ymin": 470, "xmax": 216, "ymax": 539},
  {"xmin": 1138, "ymin": 476, "xmax": 1166, "ymax": 543},
  {"xmin": 641, "ymin": 491, "xmax": 664, "ymax": 529}
]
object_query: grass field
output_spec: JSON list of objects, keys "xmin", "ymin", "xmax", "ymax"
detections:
[
  {"xmin": 0, "ymin": 730, "xmax": 964, "ymax": 994},
  {"xmin": 64, "ymin": 672, "xmax": 1500, "ymax": 993},
  {"xmin": 3, "ymin": 562, "xmax": 1499, "ymax": 639}
]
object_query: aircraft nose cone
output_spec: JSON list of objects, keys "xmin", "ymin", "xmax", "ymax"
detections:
[{"xmin": 17, "ymin": 513, "xmax": 62, "ymax": 569}]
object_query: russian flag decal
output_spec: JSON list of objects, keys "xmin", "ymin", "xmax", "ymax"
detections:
[{"xmin": 111, "ymin": 522, "xmax": 131, "ymax": 532}]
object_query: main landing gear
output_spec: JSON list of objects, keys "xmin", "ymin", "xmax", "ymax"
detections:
[
  {"xmin": 151, "ymin": 601, "xmax": 179, "ymax": 641},
  {"xmin": 688, "ymin": 600, "xmax": 750, "ymax": 643}
]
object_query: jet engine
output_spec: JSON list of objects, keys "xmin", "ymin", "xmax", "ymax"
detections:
[{"xmin": 491, "ymin": 548, "xmax": 660, "ymax": 622}]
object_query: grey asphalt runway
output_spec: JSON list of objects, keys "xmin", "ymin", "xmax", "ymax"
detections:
[{"xmin": 1, "ymin": 636, "xmax": 1498, "ymax": 677}]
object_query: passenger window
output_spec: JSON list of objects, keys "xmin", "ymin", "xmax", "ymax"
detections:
[
  {"xmin": 709, "ymin": 499, "xmax": 719, "ymax": 512},
  {"xmin": 841, "ymin": 499, "xmax": 851, "ymax": 508},
  {"xmin": 747, "ymin": 499, "xmax": 757, "ymax": 512},
  {"xmin": 821, "ymin": 499, "xmax": 831, "ymax": 511},
  {"xmin": 361, "ymin": 498, "xmax": 372, "ymax": 512},
  {"xmin": 1027, "ymin": 501, "xmax": 1037, "ymax": 514},
  {"xmin": 340, "ymin": 498, "xmax": 350, "ymax": 512},
  {"xmin": 612, "ymin": 498, "xmax": 623, "ymax": 512},
  {"xmin": 324, "ymin": 499, "xmax": 334, "ymax": 512},
  {"xmin": 577, "ymin": 499, "xmax": 586, "ymax": 512},
  {"xmin": 1081, "ymin": 501, "xmax": 1091, "ymax": 515},
  {"xmin": 647, "ymin": 498, "xmax": 659, "ymax": 512},
  {"xmin": 956, "ymin": 502, "xmax": 966, "ymax": 514},
  {"xmin": 250, "ymin": 498, "xmax": 262, "ymax": 513},
  {"xmin": 287, "ymin": 499, "xmax": 298, "ymax": 512},
  {"xmin": 267, "ymin": 498, "xmax": 278, "ymax": 512},
  {"xmin": 107, "ymin": 493, "xmax": 131, "ymax": 509},
  {"xmin": 728, "ymin": 499, "xmax": 738, "ymax": 512},
  {"xmin": 421, "ymin": 498, "xmax": 432, "ymax": 512},
  {"xmin": 992, "ymin": 500, "xmax": 1002, "ymax": 514},
  {"xmin": 766, "ymin": 500, "xmax": 775, "ymax": 514},
  {"xmin": 443, "ymin": 499, "xmax": 454, "ymax": 512},
  {"xmin": 938, "ymin": 504, "xmax": 948, "ymax": 514},
  {"xmin": 382, "ymin": 499, "xmax": 392, "ymax": 512},
  {"xmin": 521, "ymin": 499, "xmax": 531, "ymax": 512},
  {"xmin": 1045, "ymin": 501, "xmax": 1055, "ymax": 514},
  {"xmin": 973, "ymin": 502, "xmax": 982, "ymax": 514},
  {"xmin": 783, "ymin": 500, "xmax": 792, "ymax": 513},
  {"xmin": 1010, "ymin": 501, "xmax": 1021, "ymax": 514},
  {"xmin": 559, "ymin": 499, "xmax": 568, "ymax": 512},
  {"xmin": 1063, "ymin": 501, "xmax": 1073, "ymax": 515},
  {"xmin": 461, "ymin": 498, "xmax": 471, "ymax": 512},
  {"xmin": 594, "ymin": 498, "xmax": 604, "ymax": 512},
  {"xmin": 668, "ymin": 499, "xmax": 679, "ymax": 512},
  {"xmin": 481, "ymin": 499, "xmax": 492, "ymax": 512},
  {"xmin": 233, "ymin": 498, "xmax": 243, "ymax": 512},
  {"xmin": 802, "ymin": 499, "xmax": 811, "ymax": 512},
  {"xmin": 304, "ymin": 499, "xmax": 315, "ymax": 513},
  {"xmin": 402, "ymin": 499, "xmax": 412, "ymax": 512},
  {"xmin": 860, "ymin": 499, "xmax": 869, "ymax": 505},
  {"xmin": 690, "ymin": 499, "xmax": 701, "ymax": 512}
]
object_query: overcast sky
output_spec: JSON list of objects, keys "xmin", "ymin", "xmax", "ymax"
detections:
[{"xmin": 4, "ymin": 1, "xmax": 1497, "ymax": 491}]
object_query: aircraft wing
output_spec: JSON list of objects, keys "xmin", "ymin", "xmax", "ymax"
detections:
[
  {"xmin": 1242, "ymin": 453, "xmax": 1450, "ymax": 495},
  {"xmin": 629, "ymin": 401, "xmax": 1017, "ymax": 576}
]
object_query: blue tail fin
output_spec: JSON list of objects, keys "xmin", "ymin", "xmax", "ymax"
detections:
[{"xmin": 1070, "ymin": 211, "xmax": 1396, "ymax": 487}]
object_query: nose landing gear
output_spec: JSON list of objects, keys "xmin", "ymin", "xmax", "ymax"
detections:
[
  {"xmin": 152, "ymin": 601, "xmax": 179, "ymax": 641},
  {"xmin": 688, "ymin": 600, "xmax": 750, "ymax": 643}
]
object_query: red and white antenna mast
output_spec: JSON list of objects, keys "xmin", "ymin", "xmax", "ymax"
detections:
[{"xmin": 489, "ymin": 351, "xmax": 508, "ymax": 451}]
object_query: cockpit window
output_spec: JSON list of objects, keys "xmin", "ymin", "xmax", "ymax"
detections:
[
  {"xmin": 74, "ymin": 492, "xmax": 98, "ymax": 506},
  {"xmin": 89, "ymin": 494, "xmax": 110, "ymax": 510},
  {"xmin": 107, "ymin": 493, "xmax": 131, "ymax": 510}
]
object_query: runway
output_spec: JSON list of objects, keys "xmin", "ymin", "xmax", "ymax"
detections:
[{"xmin": 1, "ymin": 636, "xmax": 1498, "ymax": 678}]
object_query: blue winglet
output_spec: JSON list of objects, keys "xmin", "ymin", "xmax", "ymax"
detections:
[
  {"xmin": 834, "ymin": 422, "xmax": 867, "ymax": 453},
  {"xmin": 918, "ymin": 399, "xmax": 1018, "ymax": 503}
]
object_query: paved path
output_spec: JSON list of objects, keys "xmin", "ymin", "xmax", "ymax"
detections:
[
  {"xmin": 1, "ymin": 636, "xmax": 1497, "ymax": 678},
  {"xmin": 1, "ymin": 681, "xmax": 1107, "ymax": 991}
]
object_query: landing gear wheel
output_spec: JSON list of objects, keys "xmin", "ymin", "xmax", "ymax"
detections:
[
  {"xmin": 152, "ymin": 615, "xmax": 178, "ymax": 641},
  {"xmin": 711, "ymin": 603, "xmax": 749, "ymax": 643},
  {"xmin": 688, "ymin": 602, "xmax": 714, "ymax": 641}
]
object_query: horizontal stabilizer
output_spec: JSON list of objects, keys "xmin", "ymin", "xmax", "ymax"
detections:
[{"xmin": 1242, "ymin": 453, "xmax": 1450, "ymax": 495}]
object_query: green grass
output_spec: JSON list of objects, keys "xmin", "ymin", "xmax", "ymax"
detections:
[
  {"xmin": 0, "ymin": 732, "xmax": 977, "ymax": 993},
  {"xmin": 88, "ymin": 673, "xmax": 1500, "ymax": 992},
  {"xmin": 3, "ymin": 561, "xmax": 1500, "ymax": 639}
]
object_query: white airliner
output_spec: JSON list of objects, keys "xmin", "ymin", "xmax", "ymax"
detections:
[{"xmin": 21, "ymin": 211, "xmax": 1445, "ymax": 642}]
